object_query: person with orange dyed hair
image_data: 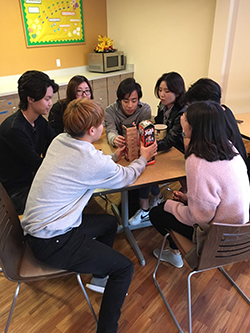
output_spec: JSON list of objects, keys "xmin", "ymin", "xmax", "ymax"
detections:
[{"xmin": 21, "ymin": 99, "xmax": 157, "ymax": 333}]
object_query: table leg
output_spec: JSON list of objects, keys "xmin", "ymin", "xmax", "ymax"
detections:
[{"xmin": 121, "ymin": 191, "xmax": 146, "ymax": 266}]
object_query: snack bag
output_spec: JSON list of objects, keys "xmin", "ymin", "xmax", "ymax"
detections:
[{"xmin": 139, "ymin": 120, "xmax": 155, "ymax": 165}]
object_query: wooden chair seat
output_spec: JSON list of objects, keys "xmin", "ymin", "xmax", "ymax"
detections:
[
  {"xmin": 0, "ymin": 183, "xmax": 97, "ymax": 332},
  {"xmin": 19, "ymin": 243, "xmax": 69, "ymax": 278}
]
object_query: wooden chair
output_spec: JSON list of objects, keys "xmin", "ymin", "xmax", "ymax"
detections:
[
  {"xmin": 153, "ymin": 222, "xmax": 250, "ymax": 333},
  {"xmin": 0, "ymin": 183, "xmax": 98, "ymax": 333}
]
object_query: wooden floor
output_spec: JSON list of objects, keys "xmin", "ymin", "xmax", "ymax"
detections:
[{"xmin": 1, "ymin": 140, "xmax": 250, "ymax": 333}]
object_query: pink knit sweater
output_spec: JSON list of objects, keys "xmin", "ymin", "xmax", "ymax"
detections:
[{"xmin": 164, "ymin": 153, "xmax": 250, "ymax": 226}]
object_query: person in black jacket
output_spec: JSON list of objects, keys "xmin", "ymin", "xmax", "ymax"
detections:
[
  {"xmin": 0, "ymin": 70, "xmax": 58, "ymax": 214},
  {"xmin": 48, "ymin": 75, "xmax": 93, "ymax": 135},
  {"xmin": 184, "ymin": 78, "xmax": 247, "ymax": 167},
  {"xmin": 129, "ymin": 72, "xmax": 186, "ymax": 226},
  {"xmin": 154, "ymin": 72, "xmax": 186, "ymax": 153}
]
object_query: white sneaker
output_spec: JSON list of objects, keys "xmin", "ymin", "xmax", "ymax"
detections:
[
  {"xmin": 153, "ymin": 248, "xmax": 183, "ymax": 268},
  {"xmin": 129, "ymin": 208, "xmax": 150, "ymax": 225},
  {"xmin": 149, "ymin": 195, "xmax": 164, "ymax": 209},
  {"xmin": 86, "ymin": 276, "xmax": 108, "ymax": 294}
]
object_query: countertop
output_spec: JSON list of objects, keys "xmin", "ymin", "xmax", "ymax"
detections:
[{"xmin": 0, "ymin": 64, "xmax": 134, "ymax": 97}]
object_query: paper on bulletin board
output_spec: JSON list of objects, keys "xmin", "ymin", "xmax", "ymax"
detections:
[{"xmin": 19, "ymin": 0, "xmax": 85, "ymax": 47}]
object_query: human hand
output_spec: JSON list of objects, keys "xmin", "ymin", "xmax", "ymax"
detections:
[
  {"xmin": 114, "ymin": 135, "xmax": 126, "ymax": 148},
  {"xmin": 172, "ymin": 191, "xmax": 187, "ymax": 204},
  {"xmin": 114, "ymin": 145, "xmax": 125, "ymax": 161},
  {"xmin": 140, "ymin": 140, "xmax": 157, "ymax": 162}
]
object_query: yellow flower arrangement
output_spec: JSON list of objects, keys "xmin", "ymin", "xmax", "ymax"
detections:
[{"xmin": 94, "ymin": 35, "xmax": 116, "ymax": 53}]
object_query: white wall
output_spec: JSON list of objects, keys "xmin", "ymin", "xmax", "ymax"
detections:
[
  {"xmin": 107, "ymin": 0, "xmax": 216, "ymax": 115},
  {"xmin": 209, "ymin": 0, "xmax": 250, "ymax": 114},
  {"xmin": 223, "ymin": 0, "xmax": 250, "ymax": 114}
]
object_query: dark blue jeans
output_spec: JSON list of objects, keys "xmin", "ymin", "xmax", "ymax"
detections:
[
  {"xmin": 139, "ymin": 184, "xmax": 160, "ymax": 199},
  {"xmin": 27, "ymin": 214, "xmax": 134, "ymax": 333}
]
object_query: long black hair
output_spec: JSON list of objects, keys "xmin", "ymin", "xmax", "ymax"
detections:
[{"xmin": 185, "ymin": 101, "xmax": 237, "ymax": 162}]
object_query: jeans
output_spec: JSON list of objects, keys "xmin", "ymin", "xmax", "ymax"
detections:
[
  {"xmin": 27, "ymin": 214, "xmax": 134, "ymax": 333},
  {"xmin": 139, "ymin": 184, "xmax": 160, "ymax": 199},
  {"xmin": 149, "ymin": 202, "xmax": 194, "ymax": 249}
]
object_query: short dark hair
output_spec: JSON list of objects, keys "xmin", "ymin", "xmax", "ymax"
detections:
[
  {"xmin": 185, "ymin": 101, "xmax": 237, "ymax": 162},
  {"xmin": 154, "ymin": 72, "xmax": 186, "ymax": 108},
  {"xmin": 18, "ymin": 70, "xmax": 58, "ymax": 111},
  {"xmin": 185, "ymin": 78, "xmax": 221, "ymax": 104},
  {"xmin": 66, "ymin": 75, "xmax": 93, "ymax": 103},
  {"xmin": 63, "ymin": 99, "xmax": 104, "ymax": 138},
  {"xmin": 117, "ymin": 78, "xmax": 142, "ymax": 101}
]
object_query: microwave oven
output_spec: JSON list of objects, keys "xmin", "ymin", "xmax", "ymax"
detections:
[{"xmin": 87, "ymin": 51, "xmax": 125, "ymax": 73}]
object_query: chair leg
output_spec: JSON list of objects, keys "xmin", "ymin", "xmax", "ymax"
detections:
[
  {"xmin": 218, "ymin": 267, "xmax": 250, "ymax": 305},
  {"xmin": 187, "ymin": 270, "xmax": 198, "ymax": 333},
  {"xmin": 153, "ymin": 233, "xmax": 184, "ymax": 333},
  {"xmin": 5, "ymin": 282, "xmax": 21, "ymax": 333},
  {"xmin": 76, "ymin": 274, "xmax": 98, "ymax": 328}
]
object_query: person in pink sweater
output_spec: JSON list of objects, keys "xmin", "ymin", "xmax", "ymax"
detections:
[{"xmin": 149, "ymin": 101, "xmax": 250, "ymax": 268}]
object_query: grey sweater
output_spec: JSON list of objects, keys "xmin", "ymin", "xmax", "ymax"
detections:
[
  {"xmin": 104, "ymin": 100, "xmax": 151, "ymax": 146},
  {"xmin": 21, "ymin": 133, "xmax": 147, "ymax": 238}
]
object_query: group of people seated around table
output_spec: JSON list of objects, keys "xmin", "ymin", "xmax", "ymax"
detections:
[{"xmin": 0, "ymin": 69, "xmax": 249, "ymax": 333}]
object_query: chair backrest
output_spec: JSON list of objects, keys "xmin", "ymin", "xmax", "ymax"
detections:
[
  {"xmin": 197, "ymin": 222, "xmax": 250, "ymax": 271},
  {"xmin": 0, "ymin": 183, "xmax": 70, "ymax": 282},
  {"xmin": 0, "ymin": 183, "xmax": 26, "ymax": 281}
]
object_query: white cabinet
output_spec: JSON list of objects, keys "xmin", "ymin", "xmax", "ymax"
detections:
[
  {"xmin": 0, "ymin": 94, "xmax": 18, "ymax": 124},
  {"xmin": 58, "ymin": 85, "xmax": 67, "ymax": 100},
  {"xmin": 107, "ymin": 75, "xmax": 121, "ymax": 105},
  {"xmin": 91, "ymin": 78, "xmax": 108, "ymax": 110},
  {"xmin": 120, "ymin": 73, "xmax": 134, "ymax": 80}
]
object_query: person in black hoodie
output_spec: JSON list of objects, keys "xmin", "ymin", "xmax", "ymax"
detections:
[{"xmin": 184, "ymin": 78, "xmax": 248, "ymax": 170}]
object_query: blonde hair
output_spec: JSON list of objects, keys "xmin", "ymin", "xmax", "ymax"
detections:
[{"xmin": 63, "ymin": 99, "xmax": 104, "ymax": 138}]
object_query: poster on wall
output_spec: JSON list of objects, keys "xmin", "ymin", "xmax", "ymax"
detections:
[{"xmin": 19, "ymin": 0, "xmax": 85, "ymax": 47}]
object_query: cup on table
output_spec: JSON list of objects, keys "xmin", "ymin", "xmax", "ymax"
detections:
[{"xmin": 154, "ymin": 124, "xmax": 167, "ymax": 141}]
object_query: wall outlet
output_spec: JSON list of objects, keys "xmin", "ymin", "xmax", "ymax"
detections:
[{"xmin": 56, "ymin": 59, "xmax": 61, "ymax": 67}]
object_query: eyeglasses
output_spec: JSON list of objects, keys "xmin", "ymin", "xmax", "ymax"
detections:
[{"xmin": 76, "ymin": 89, "xmax": 91, "ymax": 96}]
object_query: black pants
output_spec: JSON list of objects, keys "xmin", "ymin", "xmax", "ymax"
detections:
[
  {"xmin": 27, "ymin": 214, "xmax": 134, "ymax": 333},
  {"xmin": 149, "ymin": 202, "xmax": 194, "ymax": 249},
  {"xmin": 10, "ymin": 186, "xmax": 30, "ymax": 215}
]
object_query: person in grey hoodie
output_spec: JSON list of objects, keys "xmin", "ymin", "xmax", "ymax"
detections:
[
  {"xmin": 104, "ymin": 77, "xmax": 151, "ymax": 147},
  {"xmin": 21, "ymin": 99, "xmax": 157, "ymax": 333},
  {"xmin": 104, "ymin": 78, "xmax": 163, "ymax": 222}
]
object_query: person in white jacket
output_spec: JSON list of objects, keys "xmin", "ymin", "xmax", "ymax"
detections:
[
  {"xmin": 21, "ymin": 99, "xmax": 157, "ymax": 333},
  {"xmin": 149, "ymin": 101, "xmax": 250, "ymax": 268}
]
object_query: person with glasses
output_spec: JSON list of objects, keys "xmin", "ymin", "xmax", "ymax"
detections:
[{"xmin": 48, "ymin": 75, "xmax": 93, "ymax": 135}]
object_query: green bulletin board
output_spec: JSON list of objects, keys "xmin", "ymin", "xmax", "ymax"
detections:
[{"xmin": 19, "ymin": 0, "xmax": 85, "ymax": 47}]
